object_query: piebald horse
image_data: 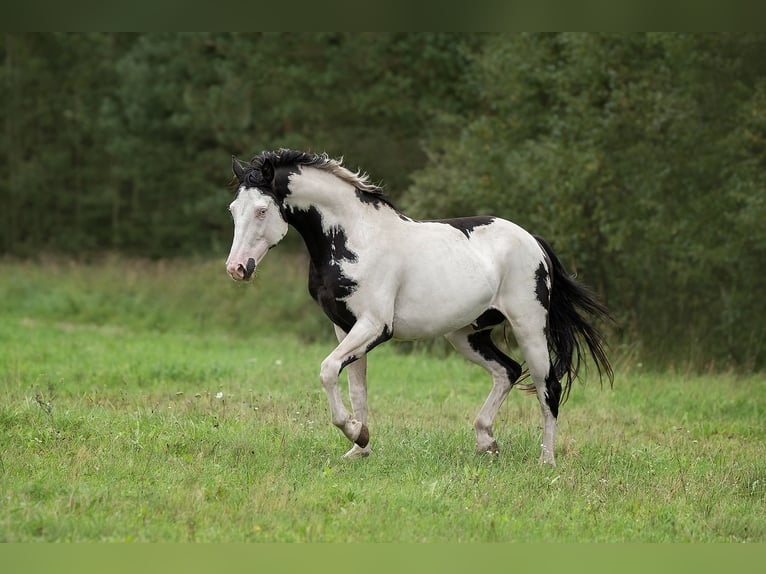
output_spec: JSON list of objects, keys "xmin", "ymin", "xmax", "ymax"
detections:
[{"xmin": 226, "ymin": 149, "xmax": 613, "ymax": 466}]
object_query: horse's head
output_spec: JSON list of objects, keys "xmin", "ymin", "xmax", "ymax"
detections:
[{"xmin": 226, "ymin": 157, "xmax": 288, "ymax": 281}]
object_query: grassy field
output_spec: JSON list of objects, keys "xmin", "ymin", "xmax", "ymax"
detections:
[{"xmin": 0, "ymin": 257, "xmax": 764, "ymax": 542}]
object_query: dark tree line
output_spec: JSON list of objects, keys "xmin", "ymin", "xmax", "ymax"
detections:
[
  {"xmin": 2, "ymin": 33, "xmax": 765, "ymax": 369},
  {"xmin": 0, "ymin": 33, "xmax": 479, "ymax": 255}
]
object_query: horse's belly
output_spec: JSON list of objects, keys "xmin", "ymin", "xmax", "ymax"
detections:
[
  {"xmin": 392, "ymin": 309, "xmax": 484, "ymax": 339},
  {"xmin": 390, "ymin": 265, "xmax": 497, "ymax": 339}
]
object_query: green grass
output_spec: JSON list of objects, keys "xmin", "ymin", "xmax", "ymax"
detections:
[{"xmin": 0, "ymin": 257, "xmax": 764, "ymax": 542}]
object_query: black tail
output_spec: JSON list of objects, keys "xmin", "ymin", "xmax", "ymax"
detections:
[{"xmin": 535, "ymin": 236, "xmax": 614, "ymax": 403}]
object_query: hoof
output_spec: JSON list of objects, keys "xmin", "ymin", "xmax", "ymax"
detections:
[
  {"xmin": 477, "ymin": 440, "xmax": 500, "ymax": 455},
  {"xmin": 539, "ymin": 448, "xmax": 557, "ymax": 467},
  {"xmin": 355, "ymin": 424, "xmax": 370, "ymax": 448},
  {"xmin": 343, "ymin": 443, "xmax": 371, "ymax": 459}
]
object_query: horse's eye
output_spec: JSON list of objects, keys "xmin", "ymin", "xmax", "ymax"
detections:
[{"xmin": 255, "ymin": 207, "xmax": 268, "ymax": 218}]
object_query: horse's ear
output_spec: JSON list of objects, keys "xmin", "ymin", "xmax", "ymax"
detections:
[
  {"xmin": 232, "ymin": 156, "xmax": 247, "ymax": 183},
  {"xmin": 261, "ymin": 158, "xmax": 275, "ymax": 185}
]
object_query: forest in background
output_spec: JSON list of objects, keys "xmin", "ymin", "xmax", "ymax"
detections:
[{"xmin": 1, "ymin": 33, "xmax": 765, "ymax": 369}]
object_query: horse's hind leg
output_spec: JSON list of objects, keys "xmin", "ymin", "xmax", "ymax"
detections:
[
  {"xmin": 446, "ymin": 325, "xmax": 522, "ymax": 454},
  {"xmin": 510, "ymin": 318, "xmax": 560, "ymax": 467},
  {"xmin": 334, "ymin": 325, "xmax": 371, "ymax": 459}
]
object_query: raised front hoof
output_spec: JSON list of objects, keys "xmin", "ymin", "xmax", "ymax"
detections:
[
  {"xmin": 343, "ymin": 443, "xmax": 371, "ymax": 459},
  {"xmin": 354, "ymin": 424, "xmax": 370, "ymax": 448}
]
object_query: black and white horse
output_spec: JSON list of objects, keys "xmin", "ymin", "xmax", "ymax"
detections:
[{"xmin": 226, "ymin": 149, "xmax": 612, "ymax": 466}]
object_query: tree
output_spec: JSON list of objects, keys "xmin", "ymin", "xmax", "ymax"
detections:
[{"xmin": 403, "ymin": 33, "xmax": 766, "ymax": 368}]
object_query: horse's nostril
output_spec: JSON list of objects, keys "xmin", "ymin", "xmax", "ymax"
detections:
[{"xmin": 227, "ymin": 262, "xmax": 244, "ymax": 279}]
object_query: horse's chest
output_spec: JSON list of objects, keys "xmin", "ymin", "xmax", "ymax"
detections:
[{"xmin": 308, "ymin": 260, "xmax": 358, "ymax": 332}]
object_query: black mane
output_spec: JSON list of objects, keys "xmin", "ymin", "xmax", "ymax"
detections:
[{"xmin": 237, "ymin": 149, "xmax": 394, "ymax": 209}]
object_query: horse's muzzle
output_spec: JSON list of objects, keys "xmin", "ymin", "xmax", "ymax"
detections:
[{"xmin": 227, "ymin": 257, "xmax": 256, "ymax": 281}]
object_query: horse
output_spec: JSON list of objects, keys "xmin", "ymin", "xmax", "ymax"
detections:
[{"xmin": 226, "ymin": 149, "xmax": 613, "ymax": 467}]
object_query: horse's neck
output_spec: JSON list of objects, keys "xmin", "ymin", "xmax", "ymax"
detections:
[
  {"xmin": 285, "ymin": 170, "xmax": 367, "ymax": 221},
  {"xmin": 283, "ymin": 176, "xmax": 393, "ymax": 267}
]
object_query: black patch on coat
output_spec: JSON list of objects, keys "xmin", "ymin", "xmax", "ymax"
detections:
[
  {"xmin": 366, "ymin": 324, "xmax": 393, "ymax": 353},
  {"xmin": 472, "ymin": 309, "xmax": 506, "ymax": 331},
  {"xmin": 354, "ymin": 187, "xmax": 398, "ymax": 211},
  {"xmin": 433, "ymin": 216, "xmax": 496, "ymax": 239},
  {"xmin": 273, "ymin": 164, "xmax": 297, "ymax": 201},
  {"xmin": 341, "ymin": 355, "xmax": 358, "ymax": 370},
  {"xmin": 335, "ymin": 326, "xmax": 391, "ymax": 374},
  {"xmin": 467, "ymin": 330, "xmax": 523, "ymax": 384},
  {"xmin": 535, "ymin": 262, "xmax": 550, "ymax": 309},
  {"xmin": 544, "ymin": 370, "xmax": 562, "ymax": 418},
  {"xmin": 292, "ymin": 205, "xmax": 359, "ymax": 333},
  {"xmin": 337, "ymin": 324, "xmax": 391, "ymax": 374}
]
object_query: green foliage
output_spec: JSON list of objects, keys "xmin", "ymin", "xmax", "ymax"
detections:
[
  {"xmin": 0, "ymin": 33, "xmax": 480, "ymax": 256},
  {"xmin": 0, "ymin": 255, "xmax": 331, "ymax": 343},
  {"xmin": 404, "ymin": 33, "xmax": 766, "ymax": 369},
  {"xmin": 1, "ymin": 33, "xmax": 765, "ymax": 369}
]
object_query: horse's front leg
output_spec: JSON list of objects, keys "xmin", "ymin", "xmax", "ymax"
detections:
[
  {"xmin": 334, "ymin": 325, "xmax": 371, "ymax": 458},
  {"xmin": 320, "ymin": 318, "xmax": 384, "ymax": 456}
]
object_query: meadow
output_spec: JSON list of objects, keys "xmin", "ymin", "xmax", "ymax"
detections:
[{"xmin": 0, "ymin": 256, "xmax": 764, "ymax": 542}]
